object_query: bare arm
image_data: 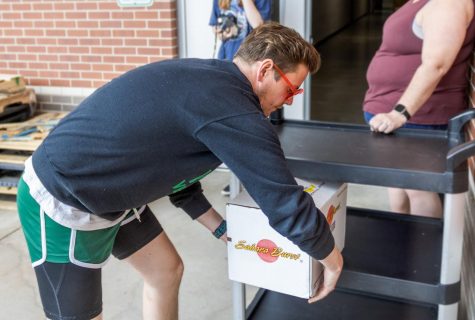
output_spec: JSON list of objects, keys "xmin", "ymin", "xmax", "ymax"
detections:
[
  {"xmin": 308, "ymin": 246, "xmax": 344, "ymax": 303},
  {"xmin": 370, "ymin": 0, "xmax": 473, "ymax": 133},
  {"xmin": 242, "ymin": 0, "xmax": 264, "ymax": 28}
]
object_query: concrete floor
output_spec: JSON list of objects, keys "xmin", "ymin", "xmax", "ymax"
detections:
[{"xmin": 0, "ymin": 170, "xmax": 393, "ymax": 320}]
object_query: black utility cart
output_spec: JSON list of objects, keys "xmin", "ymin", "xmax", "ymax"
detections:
[{"xmin": 231, "ymin": 110, "xmax": 475, "ymax": 320}]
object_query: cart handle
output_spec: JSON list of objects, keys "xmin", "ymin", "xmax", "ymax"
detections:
[
  {"xmin": 446, "ymin": 139, "xmax": 475, "ymax": 170},
  {"xmin": 447, "ymin": 109, "xmax": 475, "ymax": 142}
]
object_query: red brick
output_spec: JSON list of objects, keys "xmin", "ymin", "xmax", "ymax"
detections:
[
  {"xmin": 81, "ymin": 56, "xmax": 102, "ymax": 63},
  {"xmin": 44, "ymin": 12, "xmax": 65, "ymax": 20},
  {"xmin": 103, "ymin": 56, "xmax": 125, "ymax": 63},
  {"xmin": 49, "ymin": 63, "xmax": 70, "ymax": 70},
  {"xmin": 124, "ymin": 21, "xmax": 147, "ymax": 28},
  {"xmin": 2, "ymin": 12, "xmax": 21, "ymax": 20},
  {"xmin": 159, "ymin": 10, "xmax": 176, "ymax": 19},
  {"xmin": 4, "ymin": 30, "xmax": 23, "ymax": 36},
  {"xmin": 76, "ymin": 2, "xmax": 98, "ymax": 10},
  {"xmin": 23, "ymin": 12, "xmax": 42, "ymax": 20},
  {"xmin": 56, "ymin": 21, "xmax": 76, "ymax": 28},
  {"xmin": 81, "ymin": 72, "xmax": 102, "ymax": 79},
  {"xmin": 28, "ymin": 62, "xmax": 48, "ymax": 70},
  {"xmin": 30, "ymin": 78, "xmax": 49, "ymax": 86},
  {"xmin": 69, "ymin": 47, "xmax": 90, "ymax": 54},
  {"xmin": 98, "ymin": 2, "xmax": 118, "ymax": 10},
  {"xmin": 101, "ymin": 39, "xmax": 123, "ymax": 46},
  {"xmin": 60, "ymin": 71, "xmax": 80, "ymax": 78},
  {"xmin": 58, "ymin": 38, "xmax": 79, "ymax": 46},
  {"xmin": 17, "ymin": 38, "xmax": 36, "ymax": 45},
  {"xmin": 111, "ymin": 12, "xmax": 135, "ymax": 20},
  {"xmin": 48, "ymin": 47, "xmax": 68, "ymax": 54},
  {"xmin": 33, "ymin": 3, "xmax": 54, "ymax": 10},
  {"xmin": 90, "ymin": 30, "xmax": 112, "ymax": 38},
  {"xmin": 8, "ymin": 62, "xmax": 27, "ymax": 69},
  {"xmin": 18, "ymin": 54, "xmax": 37, "ymax": 61},
  {"xmin": 100, "ymin": 20, "xmax": 122, "ymax": 28},
  {"xmin": 125, "ymin": 39, "xmax": 147, "ymax": 46},
  {"xmin": 114, "ymin": 47, "xmax": 136, "ymax": 55},
  {"xmin": 37, "ymin": 38, "xmax": 57, "ymax": 45},
  {"xmin": 26, "ymin": 46, "xmax": 47, "ymax": 53},
  {"xmin": 67, "ymin": 30, "xmax": 88, "ymax": 37},
  {"xmin": 14, "ymin": 21, "xmax": 34, "ymax": 28},
  {"xmin": 0, "ymin": 34, "xmax": 17, "ymax": 44},
  {"xmin": 78, "ymin": 21, "xmax": 99, "ymax": 29},
  {"xmin": 112, "ymin": 30, "xmax": 135, "ymax": 38},
  {"xmin": 21, "ymin": 70, "xmax": 38, "ymax": 78},
  {"xmin": 0, "ymin": 21, "xmax": 13, "ymax": 28},
  {"xmin": 35, "ymin": 21, "xmax": 55, "ymax": 28},
  {"xmin": 136, "ymin": 30, "xmax": 160, "ymax": 37},
  {"xmin": 39, "ymin": 70, "xmax": 59, "ymax": 78},
  {"xmin": 25, "ymin": 29, "xmax": 45, "ymax": 37},
  {"xmin": 46, "ymin": 30, "xmax": 66, "ymax": 37},
  {"xmin": 126, "ymin": 56, "xmax": 149, "ymax": 64},
  {"xmin": 11, "ymin": 3, "xmax": 31, "ymax": 11},
  {"xmin": 54, "ymin": 3, "xmax": 75, "ymax": 11},
  {"xmin": 148, "ymin": 20, "xmax": 175, "ymax": 29},
  {"xmin": 88, "ymin": 12, "xmax": 110, "ymax": 19},
  {"xmin": 138, "ymin": 48, "xmax": 161, "ymax": 55},
  {"xmin": 92, "ymin": 64, "xmax": 114, "ymax": 72},
  {"xmin": 135, "ymin": 11, "xmax": 159, "ymax": 19},
  {"xmin": 79, "ymin": 38, "xmax": 101, "ymax": 46},
  {"xmin": 38, "ymin": 55, "xmax": 59, "ymax": 62},
  {"xmin": 51, "ymin": 79, "xmax": 72, "ymax": 87},
  {"xmin": 91, "ymin": 47, "xmax": 112, "ymax": 54},
  {"xmin": 71, "ymin": 63, "xmax": 92, "ymax": 71},
  {"xmin": 59, "ymin": 55, "xmax": 80, "ymax": 62},
  {"xmin": 71, "ymin": 79, "xmax": 93, "ymax": 87},
  {"xmin": 6, "ymin": 46, "xmax": 25, "ymax": 52}
]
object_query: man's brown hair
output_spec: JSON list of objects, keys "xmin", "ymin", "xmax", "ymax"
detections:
[{"xmin": 234, "ymin": 22, "xmax": 321, "ymax": 75}]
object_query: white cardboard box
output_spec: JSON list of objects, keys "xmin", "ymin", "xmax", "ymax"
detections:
[{"xmin": 226, "ymin": 179, "xmax": 347, "ymax": 299}]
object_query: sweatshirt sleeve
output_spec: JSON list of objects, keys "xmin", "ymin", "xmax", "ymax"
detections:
[
  {"xmin": 195, "ymin": 112, "xmax": 335, "ymax": 260},
  {"xmin": 168, "ymin": 182, "xmax": 212, "ymax": 220}
]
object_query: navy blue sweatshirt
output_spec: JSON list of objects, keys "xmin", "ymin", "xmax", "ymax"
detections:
[{"xmin": 32, "ymin": 58, "xmax": 334, "ymax": 260}]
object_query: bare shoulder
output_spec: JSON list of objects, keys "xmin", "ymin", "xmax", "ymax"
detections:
[{"xmin": 423, "ymin": 0, "xmax": 473, "ymax": 26}]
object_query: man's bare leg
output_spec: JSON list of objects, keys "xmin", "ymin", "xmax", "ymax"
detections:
[{"xmin": 125, "ymin": 232, "xmax": 184, "ymax": 320}]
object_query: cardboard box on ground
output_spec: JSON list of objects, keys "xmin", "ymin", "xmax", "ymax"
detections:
[{"xmin": 226, "ymin": 179, "xmax": 347, "ymax": 299}]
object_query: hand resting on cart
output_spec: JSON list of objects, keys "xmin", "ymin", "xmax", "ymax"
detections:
[{"xmin": 308, "ymin": 246, "xmax": 344, "ymax": 303}]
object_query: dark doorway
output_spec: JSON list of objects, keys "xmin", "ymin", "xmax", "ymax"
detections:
[{"xmin": 310, "ymin": 1, "xmax": 398, "ymax": 123}]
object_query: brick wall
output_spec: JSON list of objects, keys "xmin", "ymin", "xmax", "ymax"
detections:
[{"xmin": 0, "ymin": 0, "xmax": 177, "ymax": 110}]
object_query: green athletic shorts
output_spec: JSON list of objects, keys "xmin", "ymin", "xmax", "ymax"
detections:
[{"xmin": 17, "ymin": 177, "xmax": 163, "ymax": 267}]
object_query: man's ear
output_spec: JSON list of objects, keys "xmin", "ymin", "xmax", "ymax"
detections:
[{"xmin": 256, "ymin": 59, "xmax": 274, "ymax": 82}]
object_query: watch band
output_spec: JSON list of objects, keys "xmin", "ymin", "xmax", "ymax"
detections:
[
  {"xmin": 393, "ymin": 104, "xmax": 411, "ymax": 120},
  {"xmin": 213, "ymin": 220, "xmax": 227, "ymax": 239}
]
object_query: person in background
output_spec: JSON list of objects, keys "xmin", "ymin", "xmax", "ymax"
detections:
[
  {"xmin": 210, "ymin": 0, "xmax": 272, "ymax": 195},
  {"xmin": 210, "ymin": 0, "xmax": 271, "ymax": 61},
  {"xmin": 17, "ymin": 22, "xmax": 343, "ymax": 320},
  {"xmin": 363, "ymin": 0, "xmax": 475, "ymax": 218}
]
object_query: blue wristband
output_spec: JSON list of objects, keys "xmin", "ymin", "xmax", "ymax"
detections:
[{"xmin": 213, "ymin": 220, "xmax": 227, "ymax": 239}]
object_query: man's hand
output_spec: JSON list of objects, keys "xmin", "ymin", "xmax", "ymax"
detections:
[
  {"xmin": 308, "ymin": 246, "xmax": 343, "ymax": 303},
  {"xmin": 369, "ymin": 110, "xmax": 407, "ymax": 134}
]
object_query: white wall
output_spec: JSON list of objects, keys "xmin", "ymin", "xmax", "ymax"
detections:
[{"xmin": 178, "ymin": 0, "xmax": 217, "ymax": 59}]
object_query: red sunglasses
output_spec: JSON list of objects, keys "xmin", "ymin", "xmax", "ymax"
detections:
[{"xmin": 273, "ymin": 64, "xmax": 304, "ymax": 100}]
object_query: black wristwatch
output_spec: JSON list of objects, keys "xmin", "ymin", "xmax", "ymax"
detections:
[{"xmin": 393, "ymin": 104, "xmax": 411, "ymax": 120}]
